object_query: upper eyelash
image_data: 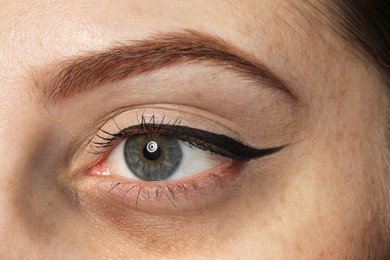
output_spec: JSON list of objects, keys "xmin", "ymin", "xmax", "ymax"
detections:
[
  {"xmin": 91, "ymin": 114, "xmax": 181, "ymax": 149},
  {"xmin": 90, "ymin": 114, "xmax": 286, "ymax": 161}
]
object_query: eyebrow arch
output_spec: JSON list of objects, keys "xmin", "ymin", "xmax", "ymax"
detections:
[{"xmin": 40, "ymin": 30, "xmax": 293, "ymax": 102}]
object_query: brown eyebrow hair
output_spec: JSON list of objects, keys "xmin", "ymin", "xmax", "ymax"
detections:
[{"xmin": 40, "ymin": 30, "xmax": 292, "ymax": 102}]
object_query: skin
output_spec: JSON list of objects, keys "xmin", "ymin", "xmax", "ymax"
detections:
[{"xmin": 0, "ymin": 0, "xmax": 389, "ymax": 259}]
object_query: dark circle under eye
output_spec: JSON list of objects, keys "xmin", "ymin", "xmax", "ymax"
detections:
[{"xmin": 124, "ymin": 135, "xmax": 183, "ymax": 181}]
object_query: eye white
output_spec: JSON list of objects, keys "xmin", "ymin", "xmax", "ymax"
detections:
[{"xmin": 106, "ymin": 138, "xmax": 227, "ymax": 181}]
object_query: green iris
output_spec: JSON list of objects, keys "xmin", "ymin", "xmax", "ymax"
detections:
[{"xmin": 124, "ymin": 135, "xmax": 183, "ymax": 181}]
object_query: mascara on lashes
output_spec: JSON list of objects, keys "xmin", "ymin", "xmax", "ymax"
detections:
[{"xmin": 92, "ymin": 123, "xmax": 286, "ymax": 162}]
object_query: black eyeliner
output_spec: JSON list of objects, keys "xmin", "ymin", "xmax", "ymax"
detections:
[{"xmin": 93, "ymin": 123, "xmax": 285, "ymax": 162}]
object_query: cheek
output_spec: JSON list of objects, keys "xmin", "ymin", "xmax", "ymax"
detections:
[{"xmin": 223, "ymin": 144, "xmax": 387, "ymax": 258}]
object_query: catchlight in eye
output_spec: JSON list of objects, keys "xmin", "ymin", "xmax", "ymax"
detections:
[{"xmin": 124, "ymin": 135, "xmax": 184, "ymax": 181}]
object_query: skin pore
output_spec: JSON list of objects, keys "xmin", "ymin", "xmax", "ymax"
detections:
[{"xmin": 0, "ymin": 0, "xmax": 389, "ymax": 259}]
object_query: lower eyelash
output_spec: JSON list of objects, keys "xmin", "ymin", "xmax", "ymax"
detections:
[{"xmin": 92, "ymin": 159, "xmax": 242, "ymax": 213}]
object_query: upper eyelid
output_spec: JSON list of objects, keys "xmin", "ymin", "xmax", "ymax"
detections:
[
  {"xmin": 68, "ymin": 105, "xmax": 238, "ymax": 166},
  {"xmin": 69, "ymin": 103, "xmax": 293, "ymax": 173},
  {"xmin": 91, "ymin": 122, "xmax": 286, "ymax": 162}
]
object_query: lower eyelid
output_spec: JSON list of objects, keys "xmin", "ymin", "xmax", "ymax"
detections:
[{"xmin": 80, "ymin": 159, "xmax": 242, "ymax": 215}]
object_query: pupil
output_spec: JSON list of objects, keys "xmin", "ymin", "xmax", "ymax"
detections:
[{"xmin": 143, "ymin": 141, "xmax": 161, "ymax": 161}]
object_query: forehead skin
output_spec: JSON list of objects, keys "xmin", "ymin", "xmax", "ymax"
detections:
[{"xmin": 0, "ymin": 0, "xmax": 389, "ymax": 259}]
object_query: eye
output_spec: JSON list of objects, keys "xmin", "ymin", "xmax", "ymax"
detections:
[
  {"xmin": 87, "ymin": 121, "xmax": 284, "ymax": 181},
  {"xmin": 83, "ymin": 113, "xmax": 286, "ymax": 213},
  {"xmin": 104, "ymin": 134, "xmax": 227, "ymax": 182}
]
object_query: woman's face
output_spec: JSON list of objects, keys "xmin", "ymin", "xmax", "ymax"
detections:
[{"xmin": 1, "ymin": 0, "xmax": 388, "ymax": 258}]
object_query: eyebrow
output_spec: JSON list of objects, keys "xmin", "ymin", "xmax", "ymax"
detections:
[{"xmin": 40, "ymin": 30, "xmax": 292, "ymax": 102}]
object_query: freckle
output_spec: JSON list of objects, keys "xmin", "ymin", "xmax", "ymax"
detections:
[
  {"xmin": 194, "ymin": 92, "xmax": 202, "ymax": 98},
  {"xmin": 335, "ymin": 130, "xmax": 344, "ymax": 142},
  {"xmin": 279, "ymin": 194, "xmax": 286, "ymax": 203},
  {"xmin": 274, "ymin": 215, "xmax": 282, "ymax": 222},
  {"xmin": 295, "ymin": 242, "xmax": 303, "ymax": 253},
  {"xmin": 317, "ymin": 251, "xmax": 325, "ymax": 258}
]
